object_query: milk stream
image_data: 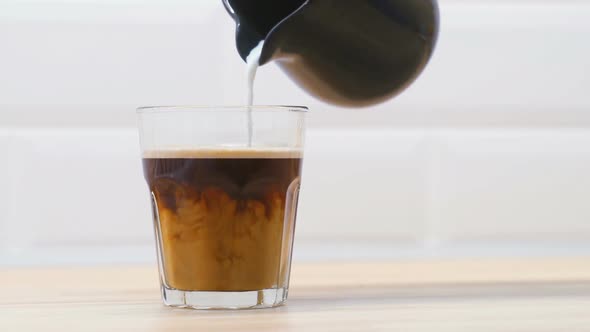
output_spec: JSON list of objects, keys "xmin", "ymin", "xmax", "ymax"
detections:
[{"xmin": 246, "ymin": 41, "xmax": 264, "ymax": 147}]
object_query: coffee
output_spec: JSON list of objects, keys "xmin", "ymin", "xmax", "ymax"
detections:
[{"xmin": 143, "ymin": 148, "xmax": 303, "ymax": 292}]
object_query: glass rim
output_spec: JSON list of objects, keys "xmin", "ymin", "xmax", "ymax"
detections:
[{"xmin": 136, "ymin": 105, "xmax": 309, "ymax": 114}]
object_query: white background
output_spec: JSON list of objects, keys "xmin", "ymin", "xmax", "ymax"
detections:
[{"xmin": 1, "ymin": 0, "xmax": 590, "ymax": 265}]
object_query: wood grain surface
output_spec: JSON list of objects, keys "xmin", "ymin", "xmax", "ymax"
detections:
[{"xmin": 1, "ymin": 258, "xmax": 590, "ymax": 331}]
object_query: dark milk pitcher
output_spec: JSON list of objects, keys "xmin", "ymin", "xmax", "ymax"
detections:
[{"xmin": 223, "ymin": 0, "xmax": 440, "ymax": 107}]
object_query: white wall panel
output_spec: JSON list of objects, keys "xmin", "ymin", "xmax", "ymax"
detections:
[
  {"xmin": 0, "ymin": 1, "xmax": 589, "ymax": 127},
  {"xmin": 2, "ymin": 128, "xmax": 590, "ymax": 256}
]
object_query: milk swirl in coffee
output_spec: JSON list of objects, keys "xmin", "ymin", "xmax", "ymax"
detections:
[{"xmin": 143, "ymin": 148, "xmax": 302, "ymax": 291}]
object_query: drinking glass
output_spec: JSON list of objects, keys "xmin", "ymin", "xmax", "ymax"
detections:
[{"xmin": 137, "ymin": 106, "xmax": 307, "ymax": 309}]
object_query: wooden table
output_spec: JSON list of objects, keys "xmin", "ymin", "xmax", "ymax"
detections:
[{"xmin": 2, "ymin": 258, "xmax": 590, "ymax": 331}]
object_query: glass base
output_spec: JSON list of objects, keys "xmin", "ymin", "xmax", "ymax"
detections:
[{"xmin": 161, "ymin": 286, "xmax": 289, "ymax": 310}]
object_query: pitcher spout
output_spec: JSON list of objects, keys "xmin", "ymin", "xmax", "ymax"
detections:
[{"xmin": 223, "ymin": 0, "xmax": 308, "ymax": 63}]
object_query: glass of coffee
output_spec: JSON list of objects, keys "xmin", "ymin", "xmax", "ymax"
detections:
[{"xmin": 137, "ymin": 106, "xmax": 306, "ymax": 309}]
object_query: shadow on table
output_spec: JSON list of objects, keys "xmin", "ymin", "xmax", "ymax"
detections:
[{"xmin": 286, "ymin": 281, "xmax": 590, "ymax": 309}]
